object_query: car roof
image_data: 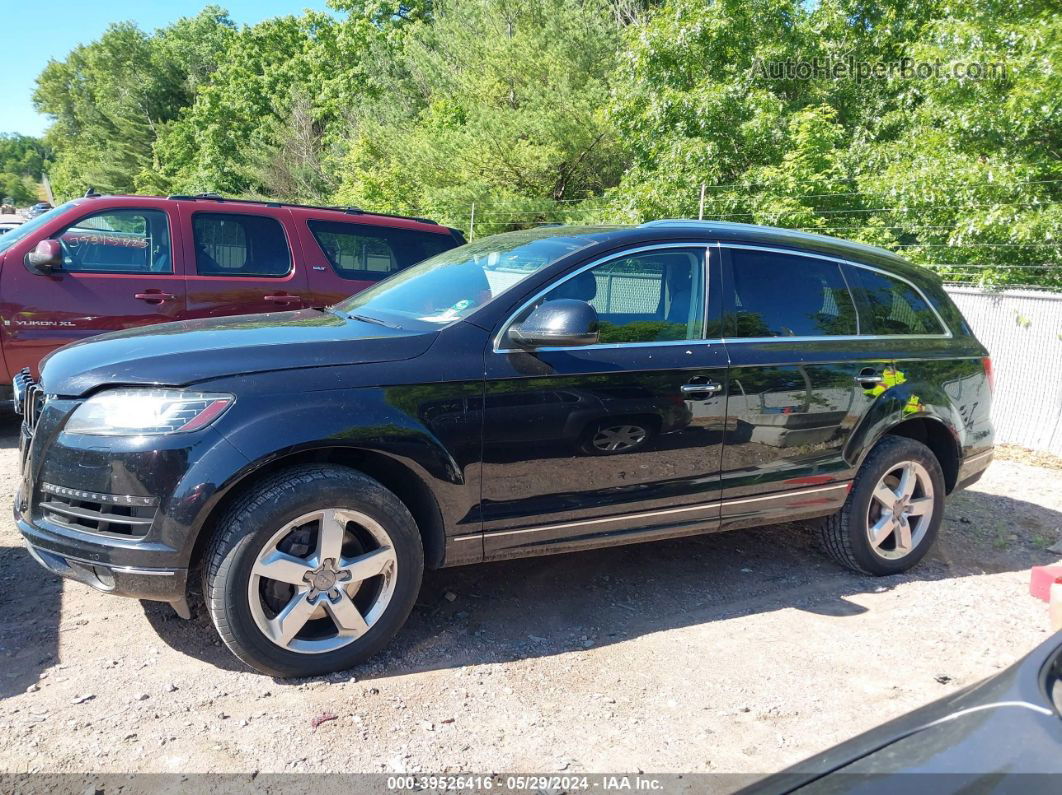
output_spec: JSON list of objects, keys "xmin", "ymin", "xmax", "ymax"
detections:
[
  {"xmin": 641, "ymin": 219, "xmax": 904, "ymax": 261},
  {"xmin": 529, "ymin": 219, "xmax": 925, "ymax": 280},
  {"xmin": 68, "ymin": 194, "xmax": 456, "ymax": 236}
]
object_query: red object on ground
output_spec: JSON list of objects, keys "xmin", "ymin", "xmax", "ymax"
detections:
[{"xmin": 1030, "ymin": 565, "xmax": 1062, "ymax": 602}]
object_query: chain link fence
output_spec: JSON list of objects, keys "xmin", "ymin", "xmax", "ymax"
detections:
[{"xmin": 944, "ymin": 286, "xmax": 1062, "ymax": 456}]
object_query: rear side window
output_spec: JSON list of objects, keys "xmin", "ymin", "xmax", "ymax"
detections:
[
  {"xmin": 57, "ymin": 209, "xmax": 171, "ymax": 274},
  {"xmin": 308, "ymin": 221, "xmax": 455, "ymax": 281},
  {"xmin": 844, "ymin": 265, "xmax": 946, "ymax": 336},
  {"xmin": 193, "ymin": 213, "xmax": 291, "ymax": 277},
  {"xmin": 726, "ymin": 248, "xmax": 857, "ymax": 338}
]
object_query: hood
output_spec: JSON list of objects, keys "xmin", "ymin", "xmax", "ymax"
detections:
[{"xmin": 40, "ymin": 309, "xmax": 437, "ymax": 397}]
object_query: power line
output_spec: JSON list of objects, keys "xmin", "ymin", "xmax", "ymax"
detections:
[{"xmin": 410, "ymin": 177, "xmax": 1062, "ymax": 207}]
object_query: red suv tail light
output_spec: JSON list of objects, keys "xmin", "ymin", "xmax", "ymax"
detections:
[{"xmin": 982, "ymin": 356, "xmax": 994, "ymax": 393}]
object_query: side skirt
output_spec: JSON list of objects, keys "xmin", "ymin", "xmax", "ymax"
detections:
[{"xmin": 445, "ymin": 482, "xmax": 852, "ymax": 565}]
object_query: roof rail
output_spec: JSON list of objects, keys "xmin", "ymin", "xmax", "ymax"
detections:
[
  {"xmin": 164, "ymin": 194, "xmax": 439, "ymax": 225},
  {"xmin": 640, "ymin": 218, "xmax": 899, "ymax": 260}
]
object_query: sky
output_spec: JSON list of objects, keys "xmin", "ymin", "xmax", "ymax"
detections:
[{"xmin": 0, "ymin": 0, "xmax": 334, "ymax": 137}]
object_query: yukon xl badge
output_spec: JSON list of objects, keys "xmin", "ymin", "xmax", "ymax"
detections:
[{"xmin": 12, "ymin": 319, "xmax": 77, "ymax": 327}]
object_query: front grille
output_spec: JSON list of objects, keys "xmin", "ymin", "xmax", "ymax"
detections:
[
  {"xmin": 38, "ymin": 482, "xmax": 159, "ymax": 538},
  {"xmin": 25, "ymin": 384, "xmax": 44, "ymax": 429},
  {"xmin": 12, "ymin": 368, "xmax": 43, "ymax": 428}
]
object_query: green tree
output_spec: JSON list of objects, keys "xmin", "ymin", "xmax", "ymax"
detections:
[
  {"xmin": 333, "ymin": 0, "xmax": 630, "ymax": 234},
  {"xmin": 151, "ymin": 2, "xmax": 424, "ymax": 200},
  {"xmin": 0, "ymin": 133, "xmax": 49, "ymax": 204},
  {"xmin": 33, "ymin": 7, "xmax": 235, "ymax": 200},
  {"xmin": 849, "ymin": 0, "xmax": 1062, "ymax": 288},
  {"xmin": 607, "ymin": 0, "xmax": 1061, "ymax": 287}
]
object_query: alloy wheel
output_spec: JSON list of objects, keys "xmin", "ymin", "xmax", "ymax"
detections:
[
  {"xmin": 865, "ymin": 461, "xmax": 935, "ymax": 560},
  {"xmin": 247, "ymin": 508, "xmax": 398, "ymax": 654}
]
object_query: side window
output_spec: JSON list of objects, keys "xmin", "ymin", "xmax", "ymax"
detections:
[
  {"xmin": 727, "ymin": 248, "xmax": 857, "ymax": 338},
  {"xmin": 193, "ymin": 213, "xmax": 291, "ymax": 277},
  {"xmin": 844, "ymin": 265, "xmax": 946, "ymax": 336},
  {"xmin": 537, "ymin": 248, "xmax": 706, "ymax": 343},
  {"xmin": 308, "ymin": 220, "xmax": 455, "ymax": 281},
  {"xmin": 57, "ymin": 209, "xmax": 171, "ymax": 274}
]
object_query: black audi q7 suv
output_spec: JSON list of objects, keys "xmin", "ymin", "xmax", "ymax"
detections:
[{"xmin": 14, "ymin": 221, "xmax": 994, "ymax": 676}]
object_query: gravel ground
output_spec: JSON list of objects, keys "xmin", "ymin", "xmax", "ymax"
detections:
[{"xmin": 0, "ymin": 410, "xmax": 1060, "ymax": 778}]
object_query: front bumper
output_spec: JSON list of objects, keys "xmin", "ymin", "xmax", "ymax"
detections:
[
  {"xmin": 14, "ymin": 394, "xmax": 250, "ymax": 606},
  {"xmin": 18, "ymin": 516, "xmax": 188, "ymax": 602}
]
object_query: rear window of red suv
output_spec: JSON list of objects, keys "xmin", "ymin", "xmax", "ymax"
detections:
[{"xmin": 308, "ymin": 220, "xmax": 456, "ymax": 282}]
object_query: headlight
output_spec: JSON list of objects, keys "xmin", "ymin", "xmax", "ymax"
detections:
[{"xmin": 65, "ymin": 389, "xmax": 234, "ymax": 436}]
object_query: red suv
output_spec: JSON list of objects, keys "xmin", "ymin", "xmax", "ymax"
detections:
[{"xmin": 0, "ymin": 194, "xmax": 463, "ymax": 395}]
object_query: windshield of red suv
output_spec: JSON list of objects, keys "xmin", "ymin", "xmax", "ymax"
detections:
[
  {"xmin": 0, "ymin": 201, "xmax": 77, "ymax": 255},
  {"xmin": 336, "ymin": 227, "xmax": 606, "ymax": 330}
]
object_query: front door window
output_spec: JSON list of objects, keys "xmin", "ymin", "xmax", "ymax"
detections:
[{"xmin": 58, "ymin": 209, "xmax": 172, "ymax": 274}]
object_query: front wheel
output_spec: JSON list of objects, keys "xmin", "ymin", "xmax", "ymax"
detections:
[
  {"xmin": 204, "ymin": 465, "xmax": 423, "ymax": 677},
  {"xmin": 819, "ymin": 436, "xmax": 945, "ymax": 575}
]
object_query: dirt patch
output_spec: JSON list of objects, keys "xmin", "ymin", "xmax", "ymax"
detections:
[
  {"xmin": 0, "ymin": 411, "xmax": 1059, "ymax": 776},
  {"xmin": 996, "ymin": 443, "xmax": 1062, "ymax": 471}
]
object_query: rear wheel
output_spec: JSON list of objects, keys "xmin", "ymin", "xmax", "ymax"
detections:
[
  {"xmin": 204, "ymin": 465, "xmax": 423, "ymax": 677},
  {"xmin": 819, "ymin": 436, "xmax": 945, "ymax": 575}
]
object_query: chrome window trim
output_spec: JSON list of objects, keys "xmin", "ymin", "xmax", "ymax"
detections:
[
  {"xmin": 715, "ymin": 243, "xmax": 952, "ymax": 341},
  {"xmin": 492, "ymin": 240, "xmax": 953, "ymax": 353},
  {"xmin": 493, "ymin": 242, "xmax": 714, "ymax": 354}
]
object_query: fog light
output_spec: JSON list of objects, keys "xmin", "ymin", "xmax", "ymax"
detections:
[{"xmin": 91, "ymin": 566, "xmax": 116, "ymax": 590}]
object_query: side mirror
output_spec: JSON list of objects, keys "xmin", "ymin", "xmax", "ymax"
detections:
[
  {"xmin": 26, "ymin": 239, "xmax": 62, "ymax": 273},
  {"xmin": 509, "ymin": 299, "xmax": 599, "ymax": 349}
]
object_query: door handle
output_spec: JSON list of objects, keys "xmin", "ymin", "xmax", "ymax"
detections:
[
  {"xmin": 134, "ymin": 291, "xmax": 176, "ymax": 303},
  {"xmin": 264, "ymin": 294, "xmax": 301, "ymax": 303},
  {"xmin": 680, "ymin": 381, "xmax": 723, "ymax": 396}
]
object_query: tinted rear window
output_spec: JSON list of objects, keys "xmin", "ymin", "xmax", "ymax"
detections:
[
  {"xmin": 309, "ymin": 221, "xmax": 456, "ymax": 281},
  {"xmin": 844, "ymin": 265, "xmax": 946, "ymax": 336},
  {"xmin": 193, "ymin": 213, "xmax": 291, "ymax": 277},
  {"xmin": 727, "ymin": 248, "xmax": 858, "ymax": 337}
]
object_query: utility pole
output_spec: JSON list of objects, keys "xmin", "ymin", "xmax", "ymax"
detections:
[
  {"xmin": 698, "ymin": 183, "xmax": 706, "ymax": 221},
  {"xmin": 42, "ymin": 173, "xmax": 55, "ymax": 206},
  {"xmin": 469, "ymin": 202, "xmax": 476, "ymax": 241}
]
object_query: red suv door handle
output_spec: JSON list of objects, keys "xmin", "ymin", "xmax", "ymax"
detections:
[
  {"xmin": 264, "ymin": 294, "xmax": 301, "ymax": 304},
  {"xmin": 134, "ymin": 291, "xmax": 176, "ymax": 303}
]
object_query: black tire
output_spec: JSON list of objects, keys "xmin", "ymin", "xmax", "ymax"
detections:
[
  {"xmin": 819, "ymin": 436, "xmax": 945, "ymax": 576},
  {"xmin": 204, "ymin": 465, "xmax": 423, "ymax": 677},
  {"xmin": 578, "ymin": 418, "xmax": 655, "ymax": 456}
]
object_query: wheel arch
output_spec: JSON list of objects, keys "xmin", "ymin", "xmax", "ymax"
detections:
[
  {"xmin": 852, "ymin": 415, "xmax": 962, "ymax": 494},
  {"xmin": 845, "ymin": 373, "xmax": 966, "ymax": 494},
  {"xmin": 879, "ymin": 417, "xmax": 961, "ymax": 493},
  {"xmin": 187, "ymin": 444, "xmax": 448, "ymax": 586}
]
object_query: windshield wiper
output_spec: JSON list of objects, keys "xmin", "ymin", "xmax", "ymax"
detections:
[{"xmin": 349, "ymin": 313, "xmax": 402, "ymax": 330}]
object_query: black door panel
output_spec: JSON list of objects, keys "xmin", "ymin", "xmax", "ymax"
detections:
[
  {"xmin": 480, "ymin": 244, "xmax": 727, "ymax": 558},
  {"xmin": 719, "ymin": 246, "xmax": 893, "ymax": 505},
  {"xmin": 720, "ymin": 343, "xmax": 891, "ymax": 499},
  {"xmin": 481, "ymin": 346, "xmax": 728, "ymax": 554}
]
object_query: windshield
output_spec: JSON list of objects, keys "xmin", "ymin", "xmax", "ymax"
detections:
[
  {"xmin": 0, "ymin": 201, "xmax": 77, "ymax": 255},
  {"xmin": 337, "ymin": 227, "xmax": 610, "ymax": 330}
]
